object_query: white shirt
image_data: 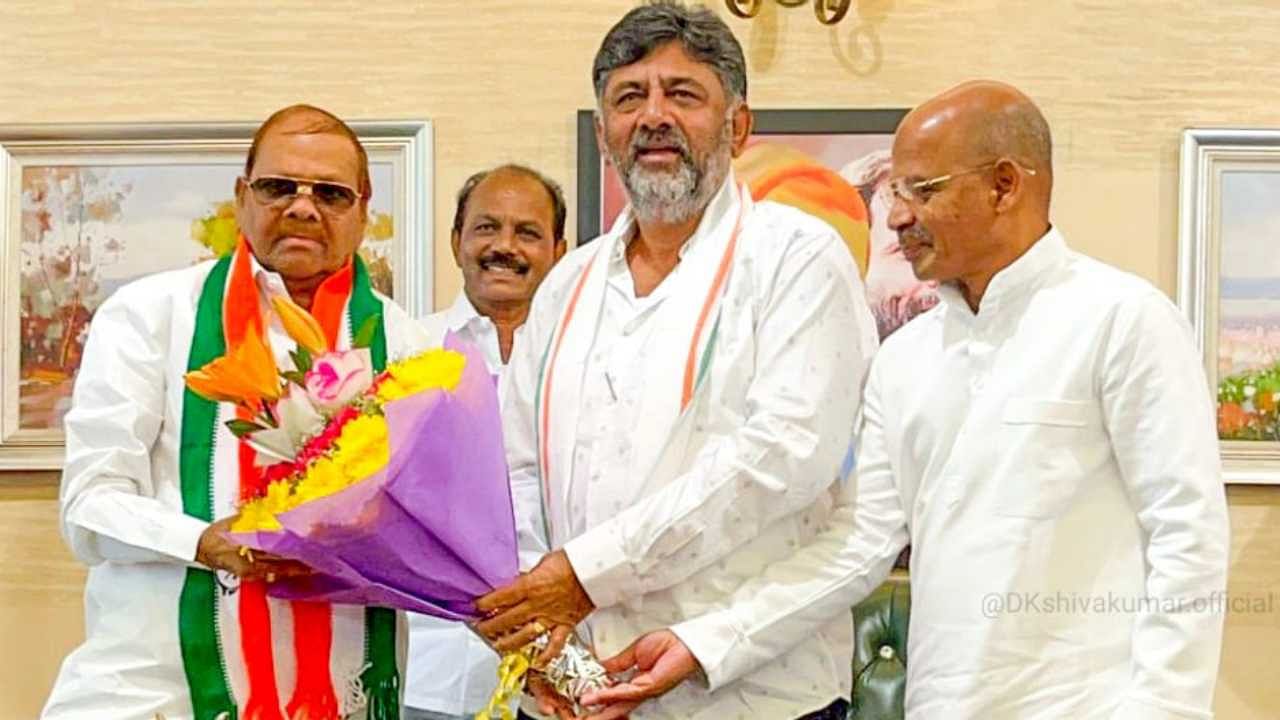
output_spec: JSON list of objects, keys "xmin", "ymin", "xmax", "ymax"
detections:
[
  {"xmin": 419, "ymin": 291, "xmax": 507, "ymax": 374},
  {"xmin": 681, "ymin": 228, "xmax": 1230, "ymax": 720},
  {"xmin": 503, "ymin": 175, "xmax": 880, "ymax": 719},
  {"xmin": 406, "ymin": 291, "xmax": 513, "ymax": 716},
  {"xmin": 559, "ymin": 236, "xmax": 689, "ymax": 542},
  {"xmin": 43, "ymin": 256, "xmax": 430, "ymax": 720}
]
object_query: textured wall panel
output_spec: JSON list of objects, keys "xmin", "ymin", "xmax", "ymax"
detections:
[{"xmin": 1, "ymin": 1, "xmax": 1279, "ymax": 717}]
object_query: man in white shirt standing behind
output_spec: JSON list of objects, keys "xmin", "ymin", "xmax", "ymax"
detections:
[
  {"xmin": 586, "ymin": 80, "xmax": 1231, "ymax": 720},
  {"xmin": 473, "ymin": 2, "xmax": 879, "ymax": 718},
  {"xmin": 405, "ymin": 164, "xmax": 566, "ymax": 720}
]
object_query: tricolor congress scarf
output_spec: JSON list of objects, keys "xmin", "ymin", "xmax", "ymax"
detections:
[
  {"xmin": 177, "ymin": 238, "xmax": 398, "ymax": 720},
  {"xmin": 532, "ymin": 182, "xmax": 750, "ymax": 548}
]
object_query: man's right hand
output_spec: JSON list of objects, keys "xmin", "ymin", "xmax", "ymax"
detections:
[
  {"xmin": 577, "ymin": 630, "xmax": 701, "ymax": 719},
  {"xmin": 194, "ymin": 516, "xmax": 312, "ymax": 582}
]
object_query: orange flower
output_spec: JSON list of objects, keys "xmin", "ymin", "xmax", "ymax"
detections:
[
  {"xmin": 1256, "ymin": 390, "xmax": 1278, "ymax": 414},
  {"xmin": 185, "ymin": 325, "xmax": 282, "ymax": 410},
  {"xmin": 271, "ymin": 294, "xmax": 329, "ymax": 356},
  {"xmin": 1217, "ymin": 402, "xmax": 1254, "ymax": 437}
]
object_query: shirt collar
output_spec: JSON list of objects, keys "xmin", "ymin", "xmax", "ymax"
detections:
[
  {"xmin": 937, "ymin": 225, "xmax": 1067, "ymax": 318},
  {"xmin": 610, "ymin": 169, "xmax": 740, "ymax": 264},
  {"xmin": 247, "ymin": 248, "xmax": 361, "ymax": 296},
  {"xmin": 247, "ymin": 249, "xmax": 288, "ymax": 299},
  {"xmin": 443, "ymin": 291, "xmax": 489, "ymax": 334}
]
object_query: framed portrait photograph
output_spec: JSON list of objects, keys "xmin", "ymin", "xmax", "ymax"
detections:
[
  {"xmin": 1179, "ymin": 128, "xmax": 1280, "ymax": 484},
  {"xmin": 576, "ymin": 108, "xmax": 934, "ymax": 341},
  {"xmin": 0, "ymin": 120, "xmax": 433, "ymax": 470}
]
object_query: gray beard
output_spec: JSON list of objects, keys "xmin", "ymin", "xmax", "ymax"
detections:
[{"xmin": 613, "ymin": 120, "xmax": 733, "ymax": 225}]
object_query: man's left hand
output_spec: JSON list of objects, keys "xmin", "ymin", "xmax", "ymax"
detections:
[
  {"xmin": 574, "ymin": 629, "xmax": 701, "ymax": 720},
  {"xmin": 474, "ymin": 550, "xmax": 595, "ymax": 655}
]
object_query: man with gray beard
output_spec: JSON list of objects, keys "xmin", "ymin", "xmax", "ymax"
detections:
[{"xmin": 473, "ymin": 2, "xmax": 879, "ymax": 718}]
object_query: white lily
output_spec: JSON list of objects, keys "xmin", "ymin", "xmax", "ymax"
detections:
[
  {"xmin": 243, "ymin": 387, "xmax": 326, "ymax": 466},
  {"xmin": 277, "ymin": 385, "xmax": 327, "ymax": 447},
  {"xmin": 246, "ymin": 427, "xmax": 297, "ymax": 466}
]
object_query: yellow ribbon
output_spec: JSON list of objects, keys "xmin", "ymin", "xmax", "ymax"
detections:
[{"xmin": 475, "ymin": 647, "xmax": 535, "ymax": 720}]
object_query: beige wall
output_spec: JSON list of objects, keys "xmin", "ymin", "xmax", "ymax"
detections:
[{"xmin": 1, "ymin": 1, "xmax": 1279, "ymax": 717}]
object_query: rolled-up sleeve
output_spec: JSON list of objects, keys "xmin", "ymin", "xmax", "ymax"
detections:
[
  {"xmin": 1101, "ymin": 291, "xmax": 1229, "ymax": 720},
  {"xmin": 60, "ymin": 285, "xmax": 208, "ymax": 566},
  {"xmin": 564, "ymin": 230, "xmax": 878, "ymax": 609}
]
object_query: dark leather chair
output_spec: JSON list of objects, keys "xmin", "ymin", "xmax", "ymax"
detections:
[{"xmin": 849, "ymin": 572, "xmax": 910, "ymax": 719}]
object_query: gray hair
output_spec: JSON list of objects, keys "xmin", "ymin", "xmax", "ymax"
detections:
[{"xmin": 592, "ymin": 1, "xmax": 747, "ymax": 105}]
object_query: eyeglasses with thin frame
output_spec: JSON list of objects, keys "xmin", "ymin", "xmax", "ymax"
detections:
[
  {"xmin": 242, "ymin": 175, "xmax": 365, "ymax": 213},
  {"xmin": 887, "ymin": 160, "xmax": 1038, "ymax": 205}
]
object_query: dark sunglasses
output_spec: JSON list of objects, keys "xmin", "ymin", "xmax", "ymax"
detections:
[{"xmin": 243, "ymin": 175, "xmax": 363, "ymax": 212}]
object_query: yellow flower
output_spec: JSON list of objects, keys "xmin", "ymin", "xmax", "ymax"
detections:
[
  {"xmin": 228, "ymin": 409, "xmax": 395, "ymax": 533},
  {"xmin": 376, "ymin": 349, "xmax": 466, "ymax": 403},
  {"xmin": 271, "ymin": 294, "xmax": 330, "ymax": 356},
  {"xmin": 341, "ymin": 446, "xmax": 389, "ymax": 483},
  {"xmin": 336, "ymin": 415, "xmax": 388, "ymax": 456},
  {"xmin": 294, "ymin": 456, "xmax": 348, "ymax": 502},
  {"xmin": 232, "ymin": 498, "xmax": 283, "ymax": 532},
  {"xmin": 262, "ymin": 479, "xmax": 297, "ymax": 516},
  {"xmin": 330, "ymin": 414, "xmax": 390, "ymax": 482}
]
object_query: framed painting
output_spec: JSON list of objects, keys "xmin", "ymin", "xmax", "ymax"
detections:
[
  {"xmin": 576, "ymin": 107, "xmax": 935, "ymax": 340},
  {"xmin": 0, "ymin": 120, "xmax": 433, "ymax": 470},
  {"xmin": 1179, "ymin": 128, "xmax": 1280, "ymax": 483}
]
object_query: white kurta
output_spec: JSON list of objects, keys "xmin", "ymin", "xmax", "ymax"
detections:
[
  {"xmin": 679, "ymin": 228, "xmax": 1230, "ymax": 720},
  {"xmin": 503, "ymin": 174, "xmax": 880, "ymax": 719},
  {"xmin": 406, "ymin": 291, "xmax": 516, "ymax": 716},
  {"xmin": 43, "ymin": 256, "xmax": 430, "ymax": 720}
]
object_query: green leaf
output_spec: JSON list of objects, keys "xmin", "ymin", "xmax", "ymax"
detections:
[
  {"xmin": 226, "ymin": 418, "xmax": 266, "ymax": 438},
  {"xmin": 282, "ymin": 370, "xmax": 307, "ymax": 387},
  {"xmin": 290, "ymin": 346, "xmax": 313, "ymax": 373},
  {"xmin": 353, "ymin": 313, "xmax": 381, "ymax": 349}
]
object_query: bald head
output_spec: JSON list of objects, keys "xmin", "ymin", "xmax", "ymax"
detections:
[
  {"xmin": 925, "ymin": 81, "xmax": 1051, "ymax": 170},
  {"xmin": 246, "ymin": 104, "xmax": 371, "ymax": 198},
  {"xmin": 896, "ymin": 80, "xmax": 1054, "ymax": 215},
  {"xmin": 887, "ymin": 82, "xmax": 1056, "ymax": 307}
]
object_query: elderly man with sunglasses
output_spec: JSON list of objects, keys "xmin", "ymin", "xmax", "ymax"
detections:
[
  {"xmin": 43, "ymin": 104, "xmax": 430, "ymax": 720},
  {"xmin": 586, "ymin": 80, "xmax": 1230, "ymax": 720}
]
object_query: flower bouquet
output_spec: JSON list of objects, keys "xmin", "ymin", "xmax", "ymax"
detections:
[{"xmin": 183, "ymin": 295, "xmax": 609, "ymax": 719}]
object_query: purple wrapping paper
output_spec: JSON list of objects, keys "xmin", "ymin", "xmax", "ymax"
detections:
[{"xmin": 228, "ymin": 334, "xmax": 518, "ymax": 621}]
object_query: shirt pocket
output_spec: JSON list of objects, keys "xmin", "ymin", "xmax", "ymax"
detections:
[{"xmin": 995, "ymin": 398, "xmax": 1093, "ymax": 519}]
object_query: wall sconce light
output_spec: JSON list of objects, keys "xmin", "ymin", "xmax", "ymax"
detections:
[{"xmin": 725, "ymin": 0, "xmax": 853, "ymax": 25}]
